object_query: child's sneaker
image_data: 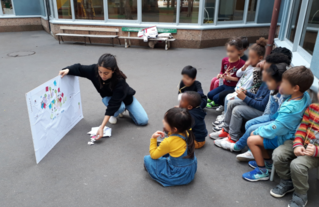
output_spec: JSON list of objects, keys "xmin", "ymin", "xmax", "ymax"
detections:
[
  {"xmin": 214, "ymin": 137, "xmax": 228, "ymax": 147},
  {"xmin": 219, "ymin": 137, "xmax": 240, "ymax": 152},
  {"xmin": 209, "ymin": 128, "xmax": 228, "ymax": 140},
  {"xmin": 288, "ymin": 193, "xmax": 308, "ymax": 207},
  {"xmin": 216, "ymin": 105, "xmax": 224, "ymax": 112},
  {"xmin": 212, "ymin": 120, "xmax": 223, "ymax": 126},
  {"xmin": 270, "ymin": 179, "xmax": 294, "ymax": 198},
  {"xmin": 248, "ymin": 161, "xmax": 272, "ymax": 172},
  {"xmin": 206, "ymin": 101, "xmax": 219, "ymax": 109},
  {"xmin": 207, "ymin": 98, "xmax": 213, "ymax": 103},
  {"xmin": 216, "ymin": 113, "xmax": 225, "ymax": 121},
  {"xmin": 212, "ymin": 124, "xmax": 224, "ymax": 132},
  {"xmin": 236, "ymin": 150, "xmax": 255, "ymax": 161},
  {"xmin": 242, "ymin": 167, "xmax": 270, "ymax": 182}
]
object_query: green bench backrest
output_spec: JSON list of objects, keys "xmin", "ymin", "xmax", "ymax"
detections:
[{"xmin": 122, "ymin": 27, "xmax": 177, "ymax": 33}]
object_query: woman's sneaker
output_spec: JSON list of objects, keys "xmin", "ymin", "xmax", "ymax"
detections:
[
  {"xmin": 248, "ymin": 161, "xmax": 272, "ymax": 172},
  {"xmin": 288, "ymin": 193, "xmax": 308, "ymax": 207},
  {"xmin": 109, "ymin": 116, "xmax": 117, "ymax": 124},
  {"xmin": 236, "ymin": 150, "xmax": 255, "ymax": 161},
  {"xmin": 270, "ymin": 179, "xmax": 294, "ymax": 198},
  {"xmin": 242, "ymin": 167, "xmax": 270, "ymax": 182},
  {"xmin": 216, "ymin": 105, "xmax": 224, "ymax": 112}
]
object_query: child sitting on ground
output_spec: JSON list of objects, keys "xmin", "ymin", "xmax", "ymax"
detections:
[
  {"xmin": 270, "ymin": 92, "xmax": 319, "ymax": 207},
  {"xmin": 206, "ymin": 37, "xmax": 245, "ymax": 110},
  {"xmin": 178, "ymin": 65, "xmax": 207, "ymax": 109},
  {"xmin": 217, "ymin": 52, "xmax": 292, "ymax": 155},
  {"xmin": 179, "ymin": 91, "xmax": 208, "ymax": 149},
  {"xmin": 144, "ymin": 107, "xmax": 197, "ymax": 187},
  {"xmin": 210, "ymin": 36, "xmax": 249, "ymax": 91},
  {"xmin": 242, "ymin": 66, "xmax": 313, "ymax": 182}
]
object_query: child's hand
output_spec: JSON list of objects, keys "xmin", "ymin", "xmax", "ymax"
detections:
[
  {"xmin": 242, "ymin": 60, "xmax": 251, "ymax": 71},
  {"xmin": 217, "ymin": 74, "xmax": 222, "ymax": 78},
  {"xmin": 59, "ymin": 69, "xmax": 69, "ymax": 78},
  {"xmin": 257, "ymin": 60, "xmax": 265, "ymax": 69},
  {"xmin": 152, "ymin": 131, "xmax": 165, "ymax": 139},
  {"xmin": 95, "ymin": 127, "xmax": 104, "ymax": 140},
  {"xmin": 224, "ymin": 74, "xmax": 232, "ymax": 81},
  {"xmin": 305, "ymin": 144, "xmax": 316, "ymax": 157},
  {"xmin": 236, "ymin": 89, "xmax": 246, "ymax": 100},
  {"xmin": 294, "ymin": 146, "xmax": 306, "ymax": 156}
]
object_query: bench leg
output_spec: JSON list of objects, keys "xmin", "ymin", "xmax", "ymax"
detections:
[
  {"xmin": 270, "ymin": 165, "xmax": 275, "ymax": 181},
  {"xmin": 117, "ymin": 38, "xmax": 121, "ymax": 46},
  {"xmin": 58, "ymin": 36, "xmax": 60, "ymax": 44},
  {"xmin": 84, "ymin": 37, "xmax": 86, "ymax": 46},
  {"xmin": 128, "ymin": 39, "xmax": 131, "ymax": 47},
  {"xmin": 125, "ymin": 39, "xmax": 127, "ymax": 48},
  {"xmin": 112, "ymin": 38, "xmax": 114, "ymax": 47},
  {"xmin": 61, "ymin": 36, "xmax": 64, "ymax": 43},
  {"xmin": 165, "ymin": 40, "xmax": 168, "ymax": 51},
  {"xmin": 168, "ymin": 41, "xmax": 171, "ymax": 49},
  {"xmin": 88, "ymin": 37, "xmax": 92, "ymax": 44}
]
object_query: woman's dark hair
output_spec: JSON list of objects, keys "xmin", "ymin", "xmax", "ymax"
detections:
[
  {"xmin": 97, "ymin": 53, "xmax": 127, "ymax": 90},
  {"xmin": 265, "ymin": 62, "xmax": 288, "ymax": 95},
  {"xmin": 250, "ymin": 37, "xmax": 267, "ymax": 57},
  {"xmin": 241, "ymin": 36, "xmax": 250, "ymax": 49},
  {"xmin": 164, "ymin": 108, "xmax": 195, "ymax": 159},
  {"xmin": 270, "ymin": 47, "xmax": 292, "ymax": 65},
  {"xmin": 181, "ymin": 65, "xmax": 197, "ymax": 79},
  {"xmin": 226, "ymin": 37, "xmax": 243, "ymax": 51}
]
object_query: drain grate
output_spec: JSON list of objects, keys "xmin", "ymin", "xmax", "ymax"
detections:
[{"xmin": 7, "ymin": 51, "xmax": 36, "ymax": 57}]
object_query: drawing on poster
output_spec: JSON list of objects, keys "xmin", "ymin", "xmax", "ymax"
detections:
[{"xmin": 26, "ymin": 75, "xmax": 83, "ymax": 163}]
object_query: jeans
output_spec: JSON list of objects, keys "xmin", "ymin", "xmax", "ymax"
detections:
[
  {"xmin": 207, "ymin": 85, "xmax": 235, "ymax": 105},
  {"xmin": 223, "ymin": 99, "xmax": 263, "ymax": 142},
  {"xmin": 235, "ymin": 115, "xmax": 273, "ymax": 149},
  {"xmin": 102, "ymin": 96, "xmax": 148, "ymax": 126},
  {"xmin": 273, "ymin": 140, "xmax": 319, "ymax": 195}
]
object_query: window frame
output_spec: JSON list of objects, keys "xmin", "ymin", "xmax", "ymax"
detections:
[{"xmin": 0, "ymin": 0, "xmax": 16, "ymax": 16}]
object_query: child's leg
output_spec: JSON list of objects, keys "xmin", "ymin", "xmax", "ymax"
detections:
[
  {"xmin": 272, "ymin": 140, "xmax": 295, "ymax": 180},
  {"xmin": 222, "ymin": 99, "xmax": 246, "ymax": 133},
  {"xmin": 247, "ymin": 135, "xmax": 271, "ymax": 166},
  {"xmin": 207, "ymin": 85, "xmax": 226, "ymax": 104},
  {"xmin": 210, "ymin": 77, "xmax": 219, "ymax": 91},
  {"xmin": 218, "ymin": 89, "xmax": 234, "ymax": 106}
]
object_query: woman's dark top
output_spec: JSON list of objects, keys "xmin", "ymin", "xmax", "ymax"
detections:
[{"xmin": 64, "ymin": 63, "xmax": 135, "ymax": 116}]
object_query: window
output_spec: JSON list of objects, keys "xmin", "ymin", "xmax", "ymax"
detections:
[
  {"xmin": 1, "ymin": 0, "xmax": 13, "ymax": 14},
  {"xmin": 108, "ymin": 0, "xmax": 137, "ymax": 20},
  {"xmin": 218, "ymin": 0, "xmax": 245, "ymax": 22},
  {"xmin": 203, "ymin": 0, "xmax": 215, "ymax": 24},
  {"xmin": 74, "ymin": 0, "xmax": 104, "ymax": 20},
  {"xmin": 286, "ymin": 0, "xmax": 302, "ymax": 42},
  {"xmin": 299, "ymin": 0, "xmax": 319, "ymax": 55},
  {"xmin": 142, "ymin": 0, "xmax": 176, "ymax": 23},
  {"xmin": 179, "ymin": 0, "xmax": 200, "ymax": 23},
  {"xmin": 56, "ymin": 0, "xmax": 72, "ymax": 19},
  {"xmin": 246, "ymin": 0, "xmax": 257, "ymax": 22}
]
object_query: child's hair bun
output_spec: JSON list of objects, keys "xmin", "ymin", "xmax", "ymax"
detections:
[{"xmin": 256, "ymin": 37, "xmax": 267, "ymax": 47}]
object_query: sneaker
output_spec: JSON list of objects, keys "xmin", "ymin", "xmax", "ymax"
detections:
[
  {"xmin": 209, "ymin": 128, "xmax": 228, "ymax": 140},
  {"xmin": 212, "ymin": 124, "xmax": 224, "ymax": 132},
  {"xmin": 109, "ymin": 116, "xmax": 117, "ymax": 124},
  {"xmin": 212, "ymin": 120, "xmax": 223, "ymax": 126},
  {"xmin": 270, "ymin": 179, "xmax": 294, "ymax": 198},
  {"xmin": 242, "ymin": 167, "xmax": 270, "ymax": 182},
  {"xmin": 216, "ymin": 114, "xmax": 225, "ymax": 121},
  {"xmin": 288, "ymin": 193, "xmax": 308, "ymax": 207},
  {"xmin": 216, "ymin": 105, "xmax": 224, "ymax": 112},
  {"xmin": 119, "ymin": 112, "xmax": 124, "ymax": 118},
  {"xmin": 220, "ymin": 137, "xmax": 240, "ymax": 152},
  {"xmin": 206, "ymin": 101, "xmax": 219, "ymax": 109},
  {"xmin": 248, "ymin": 161, "xmax": 272, "ymax": 172},
  {"xmin": 236, "ymin": 150, "xmax": 255, "ymax": 162},
  {"xmin": 214, "ymin": 137, "xmax": 228, "ymax": 147},
  {"xmin": 207, "ymin": 98, "xmax": 213, "ymax": 103}
]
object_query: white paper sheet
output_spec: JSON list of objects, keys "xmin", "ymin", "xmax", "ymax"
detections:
[
  {"xmin": 87, "ymin": 126, "xmax": 112, "ymax": 137},
  {"xmin": 26, "ymin": 75, "xmax": 83, "ymax": 163}
]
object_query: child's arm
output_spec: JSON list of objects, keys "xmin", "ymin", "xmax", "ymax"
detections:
[
  {"xmin": 293, "ymin": 106, "xmax": 311, "ymax": 149},
  {"xmin": 224, "ymin": 75, "xmax": 239, "ymax": 82},
  {"xmin": 149, "ymin": 132, "xmax": 171, "ymax": 159},
  {"xmin": 62, "ymin": 63, "xmax": 96, "ymax": 79},
  {"xmin": 238, "ymin": 84, "xmax": 269, "ymax": 111}
]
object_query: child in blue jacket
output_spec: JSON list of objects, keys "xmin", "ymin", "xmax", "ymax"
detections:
[{"xmin": 242, "ymin": 66, "xmax": 314, "ymax": 182}]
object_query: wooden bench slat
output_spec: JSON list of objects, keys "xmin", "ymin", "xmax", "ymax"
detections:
[
  {"xmin": 60, "ymin": 26, "xmax": 119, "ymax": 32},
  {"xmin": 118, "ymin": 36, "xmax": 175, "ymax": 41},
  {"xmin": 122, "ymin": 27, "xmax": 177, "ymax": 33},
  {"xmin": 56, "ymin": 33, "xmax": 118, "ymax": 38}
]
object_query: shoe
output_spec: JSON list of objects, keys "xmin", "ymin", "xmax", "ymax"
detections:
[
  {"xmin": 270, "ymin": 179, "xmax": 294, "ymax": 198},
  {"xmin": 119, "ymin": 112, "xmax": 124, "ymax": 118},
  {"xmin": 214, "ymin": 137, "xmax": 228, "ymax": 147},
  {"xmin": 242, "ymin": 167, "xmax": 270, "ymax": 182},
  {"xmin": 248, "ymin": 161, "xmax": 272, "ymax": 172},
  {"xmin": 209, "ymin": 128, "xmax": 228, "ymax": 140},
  {"xmin": 220, "ymin": 137, "xmax": 240, "ymax": 152},
  {"xmin": 288, "ymin": 193, "xmax": 308, "ymax": 207},
  {"xmin": 207, "ymin": 98, "xmax": 213, "ymax": 103},
  {"xmin": 216, "ymin": 114, "xmax": 225, "ymax": 121},
  {"xmin": 212, "ymin": 124, "xmax": 224, "ymax": 132},
  {"xmin": 236, "ymin": 150, "xmax": 255, "ymax": 162},
  {"xmin": 109, "ymin": 116, "xmax": 117, "ymax": 124},
  {"xmin": 206, "ymin": 101, "xmax": 219, "ymax": 109},
  {"xmin": 212, "ymin": 120, "xmax": 223, "ymax": 126},
  {"xmin": 216, "ymin": 105, "xmax": 224, "ymax": 112}
]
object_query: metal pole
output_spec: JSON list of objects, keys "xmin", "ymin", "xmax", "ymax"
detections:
[{"xmin": 266, "ymin": 0, "xmax": 282, "ymax": 56}]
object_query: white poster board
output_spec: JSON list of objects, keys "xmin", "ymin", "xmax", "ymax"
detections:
[{"xmin": 26, "ymin": 76, "xmax": 83, "ymax": 163}]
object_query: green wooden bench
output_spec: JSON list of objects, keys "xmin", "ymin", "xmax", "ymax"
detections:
[{"xmin": 119, "ymin": 27, "xmax": 177, "ymax": 50}]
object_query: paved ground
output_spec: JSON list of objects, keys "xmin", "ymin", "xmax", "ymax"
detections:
[{"xmin": 1, "ymin": 31, "xmax": 318, "ymax": 207}]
